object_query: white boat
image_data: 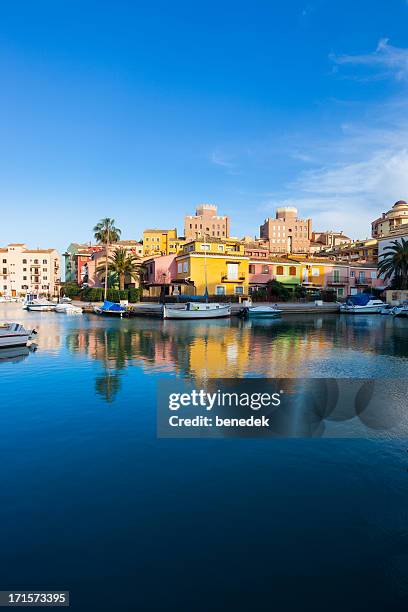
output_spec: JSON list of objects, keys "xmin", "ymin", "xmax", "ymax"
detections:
[
  {"xmin": 0, "ymin": 323, "xmax": 36, "ymax": 348},
  {"xmin": 26, "ymin": 300, "xmax": 56, "ymax": 312},
  {"xmin": 60, "ymin": 296, "xmax": 72, "ymax": 304},
  {"xmin": 23, "ymin": 293, "xmax": 55, "ymax": 310},
  {"xmin": 392, "ymin": 302, "xmax": 408, "ymax": 317},
  {"xmin": 163, "ymin": 302, "xmax": 231, "ymax": 319},
  {"xmin": 340, "ymin": 295, "xmax": 384, "ymax": 314},
  {"xmin": 55, "ymin": 303, "xmax": 82, "ymax": 314},
  {"xmin": 241, "ymin": 305, "xmax": 283, "ymax": 318}
]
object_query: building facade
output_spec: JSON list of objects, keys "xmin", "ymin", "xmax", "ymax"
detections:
[
  {"xmin": 0, "ymin": 243, "xmax": 60, "ymax": 297},
  {"xmin": 184, "ymin": 204, "xmax": 230, "ymax": 241},
  {"xmin": 372, "ymin": 200, "xmax": 408, "ymax": 238},
  {"xmin": 142, "ymin": 229, "xmax": 179, "ymax": 256},
  {"xmin": 173, "ymin": 238, "xmax": 248, "ymax": 297},
  {"xmin": 260, "ymin": 207, "xmax": 312, "ymax": 254},
  {"xmin": 310, "ymin": 231, "xmax": 352, "ymax": 254}
]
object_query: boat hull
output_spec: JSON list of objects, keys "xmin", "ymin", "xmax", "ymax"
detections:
[
  {"xmin": 340, "ymin": 306, "xmax": 383, "ymax": 314},
  {"xmin": 0, "ymin": 333, "xmax": 30, "ymax": 348},
  {"xmin": 242, "ymin": 307, "xmax": 283, "ymax": 319},
  {"xmin": 27, "ymin": 303, "xmax": 56, "ymax": 311},
  {"xmin": 163, "ymin": 305, "xmax": 231, "ymax": 319}
]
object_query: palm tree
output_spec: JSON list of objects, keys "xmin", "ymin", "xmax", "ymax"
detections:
[
  {"xmin": 378, "ymin": 238, "xmax": 408, "ymax": 290},
  {"xmin": 93, "ymin": 218, "xmax": 121, "ymax": 300},
  {"xmin": 97, "ymin": 247, "xmax": 141, "ymax": 291}
]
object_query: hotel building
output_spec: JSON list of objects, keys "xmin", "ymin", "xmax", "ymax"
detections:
[
  {"xmin": 0, "ymin": 243, "xmax": 60, "ymax": 297},
  {"xmin": 184, "ymin": 204, "xmax": 230, "ymax": 241},
  {"xmin": 260, "ymin": 207, "xmax": 312, "ymax": 254}
]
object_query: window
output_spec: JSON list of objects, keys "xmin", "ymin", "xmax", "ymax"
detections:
[
  {"xmin": 333, "ymin": 270, "xmax": 340, "ymax": 282},
  {"xmin": 370, "ymin": 271, "xmax": 376, "ymax": 279},
  {"xmin": 312, "ymin": 268, "xmax": 319, "ymax": 277},
  {"xmin": 177, "ymin": 263, "xmax": 182, "ymax": 273},
  {"xmin": 276, "ymin": 266, "xmax": 284, "ymax": 275},
  {"xmin": 289, "ymin": 266, "xmax": 297, "ymax": 276},
  {"xmin": 2, "ymin": 259, "xmax": 6, "ymax": 264},
  {"xmin": 217, "ymin": 244, "xmax": 224, "ymax": 252},
  {"xmin": 43, "ymin": 259, "xmax": 47, "ymax": 264},
  {"xmin": 215, "ymin": 285, "xmax": 226, "ymax": 295},
  {"xmin": 227, "ymin": 263, "xmax": 238, "ymax": 280},
  {"xmin": 183, "ymin": 262, "xmax": 188, "ymax": 273},
  {"xmin": 350, "ymin": 270, "xmax": 355, "ymax": 277},
  {"xmin": 262, "ymin": 265, "xmax": 269, "ymax": 274},
  {"xmin": 234, "ymin": 286, "xmax": 244, "ymax": 294},
  {"xmin": 201, "ymin": 244, "xmax": 210, "ymax": 251},
  {"xmin": 249, "ymin": 264, "xmax": 255, "ymax": 274},
  {"xmin": 34, "ymin": 259, "xmax": 38, "ymax": 264},
  {"xmin": 23, "ymin": 276, "xmax": 27, "ymax": 281},
  {"xmin": 2, "ymin": 268, "xmax": 6, "ymax": 274},
  {"xmin": 337, "ymin": 288, "xmax": 344, "ymax": 297}
]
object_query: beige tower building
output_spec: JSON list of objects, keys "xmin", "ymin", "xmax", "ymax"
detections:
[
  {"xmin": 260, "ymin": 207, "xmax": 312, "ymax": 254},
  {"xmin": 371, "ymin": 200, "xmax": 408, "ymax": 238},
  {"xmin": 0, "ymin": 243, "xmax": 60, "ymax": 297},
  {"xmin": 184, "ymin": 204, "xmax": 230, "ymax": 240}
]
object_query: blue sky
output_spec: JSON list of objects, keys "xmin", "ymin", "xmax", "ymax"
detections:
[{"xmin": 1, "ymin": 0, "xmax": 408, "ymax": 252}]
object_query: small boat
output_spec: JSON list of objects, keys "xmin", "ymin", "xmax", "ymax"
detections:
[
  {"xmin": 380, "ymin": 304, "xmax": 394, "ymax": 315},
  {"xmin": 0, "ymin": 323, "xmax": 36, "ymax": 348},
  {"xmin": 26, "ymin": 300, "xmax": 56, "ymax": 312},
  {"xmin": 392, "ymin": 301, "xmax": 408, "ymax": 317},
  {"xmin": 340, "ymin": 294, "xmax": 384, "ymax": 314},
  {"xmin": 93, "ymin": 300, "xmax": 127, "ymax": 317},
  {"xmin": 241, "ymin": 305, "xmax": 283, "ymax": 319},
  {"xmin": 60, "ymin": 296, "xmax": 72, "ymax": 304},
  {"xmin": 23, "ymin": 293, "xmax": 56, "ymax": 311},
  {"xmin": 55, "ymin": 303, "xmax": 82, "ymax": 315},
  {"xmin": 163, "ymin": 302, "xmax": 231, "ymax": 320}
]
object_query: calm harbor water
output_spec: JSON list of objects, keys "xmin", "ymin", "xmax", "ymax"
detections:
[{"xmin": 0, "ymin": 304, "xmax": 408, "ymax": 610}]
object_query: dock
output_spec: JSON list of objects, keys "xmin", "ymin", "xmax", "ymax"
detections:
[{"xmin": 77, "ymin": 301, "xmax": 340, "ymax": 317}]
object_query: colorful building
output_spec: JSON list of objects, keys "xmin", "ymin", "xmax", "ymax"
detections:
[
  {"xmin": 173, "ymin": 238, "xmax": 249, "ymax": 297},
  {"xmin": 142, "ymin": 228, "xmax": 179, "ymax": 256}
]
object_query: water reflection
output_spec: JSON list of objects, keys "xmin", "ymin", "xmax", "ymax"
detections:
[{"xmin": 60, "ymin": 314, "xmax": 408, "ymax": 403}]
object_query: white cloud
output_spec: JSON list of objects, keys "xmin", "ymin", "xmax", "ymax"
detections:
[
  {"xmin": 331, "ymin": 38, "xmax": 408, "ymax": 81},
  {"xmin": 263, "ymin": 127, "xmax": 408, "ymax": 238}
]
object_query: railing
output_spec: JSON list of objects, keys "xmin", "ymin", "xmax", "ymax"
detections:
[{"xmin": 327, "ymin": 276, "xmax": 349, "ymax": 284}]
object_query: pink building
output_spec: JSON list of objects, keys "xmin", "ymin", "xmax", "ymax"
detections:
[
  {"xmin": 348, "ymin": 264, "xmax": 384, "ymax": 295},
  {"xmin": 143, "ymin": 255, "xmax": 179, "ymax": 297}
]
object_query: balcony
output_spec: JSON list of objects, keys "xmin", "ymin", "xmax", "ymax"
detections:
[
  {"xmin": 221, "ymin": 275, "xmax": 245, "ymax": 283},
  {"xmin": 355, "ymin": 278, "xmax": 372, "ymax": 286},
  {"xmin": 327, "ymin": 276, "xmax": 348, "ymax": 286}
]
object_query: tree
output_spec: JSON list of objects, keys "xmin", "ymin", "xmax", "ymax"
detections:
[
  {"xmin": 93, "ymin": 218, "xmax": 121, "ymax": 300},
  {"xmin": 97, "ymin": 247, "xmax": 141, "ymax": 291},
  {"xmin": 378, "ymin": 238, "xmax": 408, "ymax": 290}
]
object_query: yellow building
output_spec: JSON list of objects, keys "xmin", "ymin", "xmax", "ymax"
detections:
[
  {"xmin": 175, "ymin": 238, "xmax": 249, "ymax": 297},
  {"xmin": 143, "ymin": 228, "xmax": 178, "ymax": 256}
]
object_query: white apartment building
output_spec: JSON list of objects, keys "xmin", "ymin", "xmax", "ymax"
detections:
[{"xmin": 0, "ymin": 243, "xmax": 60, "ymax": 297}]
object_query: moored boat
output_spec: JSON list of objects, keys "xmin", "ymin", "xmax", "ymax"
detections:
[
  {"xmin": 241, "ymin": 305, "xmax": 283, "ymax": 319},
  {"xmin": 94, "ymin": 300, "xmax": 127, "ymax": 317},
  {"xmin": 392, "ymin": 301, "xmax": 408, "ymax": 317},
  {"xmin": 340, "ymin": 294, "xmax": 384, "ymax": 314},
  {"xmin": 163, "ymin": 302, "xmax": 231, "ymax": 320},
  {"xmin": 0, "ymin": 323, "xmax": 36, "ymax": 348},
  {"xmin": 27, "ymin": 300, "xmax": 56, "ymax": 312},
  {"xmin": 55, "ymin": 303, "xmax": 83, "ymax": 314}
]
